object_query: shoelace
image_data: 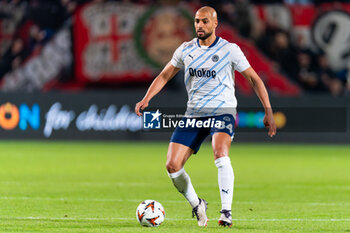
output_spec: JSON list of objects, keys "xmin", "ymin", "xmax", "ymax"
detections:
[
  {"xmin": 192, "ymin": 206, "xmax": 198, "ymax": 219},
  {"xmin": 192, "ymin": 199, "xmax": 202, "ymax": 219},
  {"xmin": 220, "ymin": 209, "xmax": 231, "ymax": 218}
]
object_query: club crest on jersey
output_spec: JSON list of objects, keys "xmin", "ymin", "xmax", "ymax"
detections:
[
  {"xmin": 189, "ymin": 68, "xmax": 216, "ymax": 78},
  {"xmin": 212, "ymin": 55, "xmax": 219, "ymax": 62}
]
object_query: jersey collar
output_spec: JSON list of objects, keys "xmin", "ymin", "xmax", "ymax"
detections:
[{"xmin": 197, "ymin": 36, "xmax": 220, "ymax": 48}]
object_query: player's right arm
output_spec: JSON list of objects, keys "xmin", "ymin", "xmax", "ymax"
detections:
[{"xmin": 135, "ymin": 62, "xmax": 180, "ymax": 116}]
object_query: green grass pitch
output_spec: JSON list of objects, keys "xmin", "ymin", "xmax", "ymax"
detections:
[{"xmin": 0, "ymin": 141, "xmax": 349, "ymax": 232}]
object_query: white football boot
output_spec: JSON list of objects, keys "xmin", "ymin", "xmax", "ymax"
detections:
[
  {"xmin": 218, "ymin": 209, "xmax": 232, "ymax": 227},
  {"xmin": 192, "ymin": 198, "xmax": 208, "ymax": 226}
]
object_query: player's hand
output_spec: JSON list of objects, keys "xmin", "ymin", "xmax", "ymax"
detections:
[
  {"xmin": 263, "ymin": 112, "xmax": 276, "ymax": 137},
  {"xmin": 135, "ymin": 99, "xmax": 149, "ymax": 116}
]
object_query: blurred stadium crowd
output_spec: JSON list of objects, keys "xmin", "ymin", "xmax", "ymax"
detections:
[
  {"xmin": 216, "ymin": 0, "xmax": 349, "ymax": 96},
  {"xmin": 0, "ymin": 0, "xmax": 349, "ymax": 96},
  {"xmin": 0, "ymin": 0, "xmax": 77, "ymax": 78}
]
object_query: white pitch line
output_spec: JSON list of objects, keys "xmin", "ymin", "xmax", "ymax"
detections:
[
  {"xmin": 0, "ymin": 197, "xmax": 185, "ymax": 203},
  {"xmin": 1, "ymin": 196, "xmax": 350, "ymax": 207},
  {"xmin": 232, "ymin": 218, "xmax": 350, "ymax": 222},
  {"xmin": 0, "ymin": 216, "xmax": 349, "ymax": 222},
  {"xmin": 2, "ymin": 181, "xmax": 350, "ymax": 190}
]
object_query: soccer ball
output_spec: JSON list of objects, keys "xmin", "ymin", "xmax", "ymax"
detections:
[{"xmin": 136, "ymin": 200, "xmax": 165, "ymax": 227}]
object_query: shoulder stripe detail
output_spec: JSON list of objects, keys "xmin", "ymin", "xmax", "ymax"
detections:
[
  {"xmin": 182, "ymin": 45, "xmax": 194, "ymax": 53},
  {"xmin": 182, "ymin": 46, "xmax": 197, "ymax": 60}
]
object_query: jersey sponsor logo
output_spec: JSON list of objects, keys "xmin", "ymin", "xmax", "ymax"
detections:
[
  {"xmin": 212, "ymin": 55, "xmax": 219, "ymax": 62},
  {"xmin": 189, "ymin": 68, "xmax": 216, "ymax": 78}
]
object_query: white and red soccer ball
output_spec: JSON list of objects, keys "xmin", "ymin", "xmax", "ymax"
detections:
[{"xmin": 136, "ymin": 200, "xmax": 165, "ymax": 227}]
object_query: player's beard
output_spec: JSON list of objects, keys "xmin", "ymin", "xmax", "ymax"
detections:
[{"xmin": 197, "ymin": 30, "xmax": 213, "ymax": 40}]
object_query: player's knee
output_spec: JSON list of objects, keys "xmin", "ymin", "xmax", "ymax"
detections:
[
  {"xmin": 166, "ymin": 160, "xmax": 182, "ymax": 173},
  {"xmin": 213, "ymin": 148, "xmax": 228, "ymax": 159}
]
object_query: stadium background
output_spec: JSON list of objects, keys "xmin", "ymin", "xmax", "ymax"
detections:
[
  {"xmin": 0, "ymin": 0, "xmax": 349, "ymax": 142},
  {"xmin": 0, "ymin": 0, "xmax": 350, "ymax": 232}
]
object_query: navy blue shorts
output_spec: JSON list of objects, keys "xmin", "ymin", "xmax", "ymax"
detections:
[{"xmin": 170, "ymin": 114, "xmax": 235, "ymax": 154}]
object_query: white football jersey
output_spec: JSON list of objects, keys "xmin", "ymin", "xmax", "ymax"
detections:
[{"xmin": 170, "ymin": 37, "xmax": 250, "ymax": 118}]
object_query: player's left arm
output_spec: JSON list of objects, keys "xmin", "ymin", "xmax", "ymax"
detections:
[{"xmin": 241, "ymin": 67, "xmax": 277, "ymax": 137}]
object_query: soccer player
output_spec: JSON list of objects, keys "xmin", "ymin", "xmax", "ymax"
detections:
[{"xmin": 135, "ymin": 6, "xmax": 276, "ymax": 227}]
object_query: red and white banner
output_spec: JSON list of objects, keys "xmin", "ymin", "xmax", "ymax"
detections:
[{"xmin": 73, "ymin": 3, "xmax": 194, "ymax": 84}]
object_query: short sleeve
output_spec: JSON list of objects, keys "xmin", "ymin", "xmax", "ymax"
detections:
[
  {"xmin": 229, "ymin": 43, "xmax": 250, "ymax": 73},
  {"xmin": 170, "ymin": 43, "xmax": 185, "ymax": 69}
]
